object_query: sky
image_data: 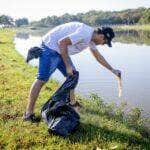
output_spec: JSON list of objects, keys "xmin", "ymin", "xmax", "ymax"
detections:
[{"xmin": 0, "ymin": 0, "xmax": 150, "ymax": 21}]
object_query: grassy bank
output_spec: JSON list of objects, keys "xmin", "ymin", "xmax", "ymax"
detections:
[
  {"xmin": 114, "ymin": 24, "xmax": 150, "ymax": 31},
  {"xmin": 0, "ymin": 29, "xmax": 150, "ymax": 149}
]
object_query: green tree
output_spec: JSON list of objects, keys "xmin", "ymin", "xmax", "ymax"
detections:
[
  {"xmin": 29, "ymin": 7, "xmax": 149, "ymax": 27},
  {"xmin": 15, "ymin": 18, "xmax": 29, "ymax": 27},
  {"xmin": 139, "ymin": 8, "xmax": 150, "ymax": 24},
  {"xmin": 0, "ymin": 15, "xmax": 13, "ymax": 25}
]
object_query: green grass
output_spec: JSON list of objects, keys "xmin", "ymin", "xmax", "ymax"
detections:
[
  {"xmin": 0, "ymin": 29, "xmax": 150, "ymax": 149},
  {"xmin": 114, "ymin": 24, "xmax": 150, "ymax": 31}
]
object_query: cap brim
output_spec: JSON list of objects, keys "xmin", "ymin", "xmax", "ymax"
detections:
[
  {"xmin": 104, "ymin": 34, "xmax": 112, "ymax": 47},
  {"xmin": 107, "ymin": 40, "xmax": 112, "ymax": 47}
]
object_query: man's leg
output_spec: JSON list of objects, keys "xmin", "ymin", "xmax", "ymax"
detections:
[
  {"xmin": 69, "ymin": 89, "xmax": 76, "ymax": 104},
  {"xmin": 25, "ymin": 79, "xmax": 46, "ymax": 115},
  {"xmin": 24, "ymin": 46, "xmax": 60, "ymax": 121}
]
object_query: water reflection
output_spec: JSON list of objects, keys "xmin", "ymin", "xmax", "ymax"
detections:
[
  {"xmin": 16, "ymin": 29, "xmax": 150, "ymax": 45},
  {"xmin": 15, "ymin": 33, "xmax": 29, "ymax": 40},
  {"xmin": 16, "ymin": 27, "xmax": 49, "ymax": 37}
]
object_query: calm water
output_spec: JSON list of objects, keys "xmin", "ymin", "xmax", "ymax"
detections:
[{"xmin": 14, "ymin": 31, "xmax": 150, "ymax": 116}]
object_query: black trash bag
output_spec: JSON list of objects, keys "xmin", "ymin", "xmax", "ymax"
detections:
[
  {"xmin": 41, "ymin": 71, "xmax": 80, "ymax": 137},
  {"xmin": 26, "ymin": 46, "xmax": 43, "ymax": 63}
]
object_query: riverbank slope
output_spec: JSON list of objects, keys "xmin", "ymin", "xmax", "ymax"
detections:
[{"xmin": 0, "ymin": 29, "xmax": 149, "ymax": 149}]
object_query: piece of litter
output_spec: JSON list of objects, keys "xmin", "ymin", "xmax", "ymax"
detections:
[{"xmin": 116, "ymin": 73, "xmax": 122, "ymax": 98}]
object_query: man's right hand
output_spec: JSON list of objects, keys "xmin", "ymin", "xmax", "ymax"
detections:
[
  {"xmin": 66, "ymin": 66, "xmax": 73, "ymax": 76},
  {"xmin": 111, "ymin": 69, "xmax": 121, "ymax": 78}
]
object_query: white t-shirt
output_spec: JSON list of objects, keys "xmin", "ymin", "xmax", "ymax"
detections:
[{"xmin": 42, "ymin": 22, "xmax": 97, "ymax": 55}]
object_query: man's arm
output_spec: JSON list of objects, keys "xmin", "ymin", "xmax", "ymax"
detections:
[
  {"xmin": 58, "ymin": 37, "xmax": 73, "ymax": 75},
  {"xmin": 58, "ymin": 24, "xmax": 88, "ymax": 75},
  {"xmin": 90, "ymin": 48, "xmax": 121, "ymax": 77}
]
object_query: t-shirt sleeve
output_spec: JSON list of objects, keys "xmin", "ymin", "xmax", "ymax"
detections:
[
  {"xmin": 68, "ymin": 24, "xmax": 91, "ymax": 45},
  {"xmin": 89, "ymin": 41, "xmax": 97, "ymax": 51}
]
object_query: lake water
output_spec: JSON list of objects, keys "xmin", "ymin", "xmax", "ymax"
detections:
[{"xmin": 14, "ymin": 31, "xmax": 150, "ymax": 117}]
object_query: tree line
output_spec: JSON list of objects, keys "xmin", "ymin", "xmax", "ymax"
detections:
[
  {"xmin": 0, "ymin": 16, "xmax": 28, "ymax": 27},
  {"xmin": 0, "ymin": 7, "xmax": 149, "ymax": 27},
  {"xmin": 30, "ymin": 7, "xmax": 150, "ymax": 27}
]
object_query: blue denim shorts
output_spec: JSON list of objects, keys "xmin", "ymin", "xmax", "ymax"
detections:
[{"xmin": 37, "ymin": 43, "xmax": 76, "ymax": 82}]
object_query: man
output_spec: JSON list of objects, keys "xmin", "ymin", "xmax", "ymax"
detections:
[{"xmin": 23, "ymin": 22, "xmax": 121, "ymax": 122}]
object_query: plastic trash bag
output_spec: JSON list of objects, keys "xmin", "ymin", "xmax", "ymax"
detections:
[{"xmin": 41, "ymin": 71, "xmax": 80, "ymax": 137}]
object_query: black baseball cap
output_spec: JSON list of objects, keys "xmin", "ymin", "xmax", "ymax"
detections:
[{"xmin": 98, "ymin": 27, "xmax": 115, "ymax": 47}]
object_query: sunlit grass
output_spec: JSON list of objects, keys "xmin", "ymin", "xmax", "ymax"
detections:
[
  {"xmin": 0, "ymin": 28, "xmax": 150, "ymax": 149},
  {"xmin": 115, "ymin": 24, "xmax": 150, "ymax": 31}
]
